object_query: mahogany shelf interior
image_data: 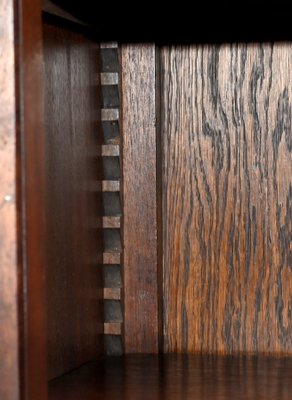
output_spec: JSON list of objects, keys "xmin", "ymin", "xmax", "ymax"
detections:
[{"xmin": 49, "ymin": 354, "xmax": 292, "ymax": 400}]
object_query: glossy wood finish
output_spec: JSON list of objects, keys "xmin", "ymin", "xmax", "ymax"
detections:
[
  {"xmin": 121, "ymin": 45, "xmax": 159, "ymax": 353},
  {"xmin": 161, "ymin": 44, "xmax": 292, "ymax": 354},
  {"xmin": 43, "ymin": 22, "xmax": 103, "ymax": 379},
  {"xmin": 49, "ymin": 354, "xmax": 292, "ymax": 400},
  {"xmin": 0, "ymin": 2, "xmax": 20, "ymax": 398}
]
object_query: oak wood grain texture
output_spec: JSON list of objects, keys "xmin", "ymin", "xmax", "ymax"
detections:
[
  {"xmin": 43, "ymin": 22, "xmax": 103, "ymax": 379},
  {"xmin": 161, "ymin": 44, "xmax": 292, "ymax": 354},
  {"xmin": 49, "ymin": 355, "xmax": 292, "ymax": 400},
  {"xmin": 0, "ymin": 2, "xmax": 20, "ymax": 398},
  {"xmin": 121, "ymin": 44, "xmax": 159, "ymax": 353}
]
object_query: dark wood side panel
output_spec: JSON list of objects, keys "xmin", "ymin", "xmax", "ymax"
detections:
[
  {"xmin": 121, "ymin": 44, "xmax": 159, "ymax": 353},
  {"xmin": 43, "ymin": 22, "xmax": 104, "ymax": 379},
  {"xmin": 1, "ymin": 0, "xmax": 47, "ymax": 399},
  {"xmin": 162, "ymin": 44, "xmax": 292, "ymax": 354},
  {"xmin": 20, "ymin": 1, "xmax": 48, "ymax": 398}
]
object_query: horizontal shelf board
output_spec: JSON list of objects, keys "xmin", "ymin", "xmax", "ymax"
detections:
[
  {"xmin": 102, "ymin": 216, "xmax": 121, "ymax": 229},
  {"xmin": 103, "ymin": 288, "xmax": 121, "ymax": 300},
  {"xmin": 49, "ymin": 355, "xmax": 292, "ymax": 400},
  {"xmin": 101, "ymin": 108, "xmax": 119, "ymax": 121},
  {"xmin": 102, "ymin": 180, "xmax": 120, "ymax": 192},
  {"xmin": 102, "ymin": 144, "xmax": 120, "ymax": 157},
  {"xmin": 101, "ymin": 72, "xmax": 119, "ymax": 85},
  {"xmin": 103, "ymin": 252, "xmax": 121, "ymax": 264},
  {"xmin": 104, "ymin": 322, "xmax": 122, "ymax": 335}
]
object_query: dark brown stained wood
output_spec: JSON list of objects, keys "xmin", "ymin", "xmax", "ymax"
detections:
[
  {"xmin": 121, "ymin": 44, "xmax": 159, "ymax": 353},
  {"xmin": 49, "ymin": 354, "xmax": 292, "ymax": 400},
  {"xmin": 161, "ymin": 44, "xmax": 292, "ymax": 354},
  {"xmin": 43, "ymin": 22, "xmax": 103, "ymax": 379},
  {"xmin": 0, "ymin": 2, "xmax": 20, "ymax": 398},
  {"xmin": 16, "ymin": 0, "xmax": 48, "ymax": 398},
  {"xmin": 0, "ymin": 0, "xmax": 48, "ymax": 397}
]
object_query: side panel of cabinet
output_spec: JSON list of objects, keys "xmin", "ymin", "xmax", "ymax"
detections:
[
  {"xmin": 0, "ymin": 0, "xmax": 47, "ymax": 399},
  {"xmin": 43, "ymin": 22, "xmax": 104, "ymax": 379}
]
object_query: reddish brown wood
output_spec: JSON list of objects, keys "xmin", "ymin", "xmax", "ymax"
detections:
[
  {"xmin": 43, "ymin": 22, "xmax": 104, "ymax": 379},
  {"xmin": 0, "ymin": 0, "xmax": 47, "ymax": 398},
  {"xmin": 0, "ymin": 2, "xmax": 20, "ymax": 398},
  {"xmin": 161, "ymin": 44, "xmax": 292, "ymax": 354},
  {"xmin": 18, "ymin": 1, "xmax": 48, "ymax": 397},
  {"xmin": 49, "ymin": 355, "xmax": 292, "ymax": 400},
  {"xmin": 121, "ymin": 44, "xmax": 159, "ymax": 353}
]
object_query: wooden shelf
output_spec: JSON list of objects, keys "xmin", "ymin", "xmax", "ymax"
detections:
[{"xmin": 49, "ymin": 355, "xmax": 292, "ymax": 400}]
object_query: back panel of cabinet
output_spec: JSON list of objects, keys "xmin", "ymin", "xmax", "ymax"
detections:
[{"xmin": 161, "ymin": 44, "xmax": 292, "ymax": 354}]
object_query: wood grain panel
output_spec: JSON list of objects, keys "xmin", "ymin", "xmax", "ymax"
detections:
[
  {"xmin": 162, "ymin": 44, "xmax": 292, "ymax": 354},
  {"xmin": 19, "ymin": 2, "xmax": 48, "ymax": 398},
  {"xmin": 0, "ymin": 0, "xmax": 47, "ymax": 398},
  {"xmin": 121, "ymin": 44, "xmax": 159, "ymax": 353},
  {"xmin": 43, "ymin": 22, "xmax": 103, "ymax": 379}
]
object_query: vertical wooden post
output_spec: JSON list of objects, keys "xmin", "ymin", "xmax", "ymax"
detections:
[
  {"xmin": 0, "ymin": 1, "xmax": 21, "ymax": 398},
  {"xmin": 0, "ymin": 0, "xmax": 47, "ymax": 398},
  {"xmin": 121, "ymin": 44, "xmax": 160, "ymax": 353},
  {"xmin": 19, "ymin": 1, "xmax": 47, "ymax": 398}
]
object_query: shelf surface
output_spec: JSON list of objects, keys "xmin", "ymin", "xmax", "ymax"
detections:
[{"xmin": 49, "ymin": 354, "xmax": 292, "ymax": 400}]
